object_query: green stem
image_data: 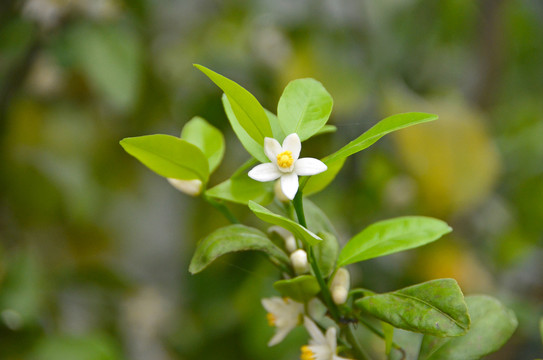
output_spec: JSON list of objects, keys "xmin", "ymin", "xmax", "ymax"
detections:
[
  {"xmin": 292, "ymin": 191, "xmax": 340, "ymax": 322},
  {"xmin": 204, "ymin": 195, "xmax": 240, "ymax": 224},
  {"xmin": 345, "ymin": 324, "xmax": 371, "ymax": 360}
]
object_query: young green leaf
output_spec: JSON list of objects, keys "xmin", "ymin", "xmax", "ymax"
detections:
[
  {"xmin": 222, "ymin": 95, "xmax": 267, "ymax": 162},
  {"xmin": 337, "ymin": 216, "xmax": 452, "ymax": 268},
  {"xmin": 277, "ymin": 78, "xmax": 333, "ymax": 141},
  {"xmin": 418, "ymin": 295, "xmax": 518, "ymax": 360},
  {"xmin": 273, "ymin": 275, "xmax": 320, "ymax": 303},
  {"xmin": 194, "ymin": 64, "xmax": 272, "ymax": 144},
  {"xmin": 304, "ymin": 199, "xmax": 337, "ymax": 235},
  {"xmin": 248, "ymin": 201, "xmax": 322, "ymax": 245},
  {"xmin": 120, "ymin": 135, "xmax": 209, "ymax": 182},
  {"xmin": 189, "ymin": 225, "xmax": 289, "ymax": 274},
  {"xmin": 266, "ymin": 108, "xmax": 286, "ymax": 142},
  {"xmin": 313, "ymin": 232, "xmax": 339, "ymax": 278},
  {"xmin": 205, "ymin": 175, "xmax": 273, "ymax": 205},
  {"xmin": 355, "ymin": 279, "xmax": 470, "ymax": 337},
  {"xmin": 315, "ymin": 124, "xmax": 337, "ymax": 136},
  {"xmin": 325, "ymin": 112, "xmax": 439, "ymax": 166},
  {"xmin": 181, "ymin": 116, "xmax": 225, "ymax": 173}
]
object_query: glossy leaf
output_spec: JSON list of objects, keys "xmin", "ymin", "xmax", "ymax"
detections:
[
  {"xmin": 222, "ymin": 95, "xmax": 267, "ymax": 162},
  {"xmin": 337, "ymin": 216, "xmax": 452, "ymax": 267},
  {"xmin": 195, "ymin": 64, "xmax": 272, "ymax": 145},
  {"xmin": 313, "ymin": 231, "xmax": 338, "ymax": 277},
  {"xmin": 120, "ymin": 135, "xmax": 209, "ymax": 182},
  {"xmin": 304, "ymin": 199, "xmax": 336, "ymax": 235},
  {"xmin": 266, "ymin": 108, "xmax": 286, "ymax": 142},
  {"xmin": 325, "ymin": 112, "xmax": 439, "ymax": 165},
  {"xmin": 189, "ymin": 225, "xmax": 289, "ymax": 274},
  {"xmin": 248, "ymin": 201, "xmax": 322, "ymax": 245},
  {"xmin": 355, "ymin": 279, "xmax": 470, "ymax": 337},
  {"xmin": 315, "ymin": 124, "xmax": 337, "ymax": 136},
  {"xmin": 277, "ymin": 78, "xmax": 333, "ymax": 141},
  {"xmin": 418, "ymin": 295, "xmax": 518, "ymax": 360},
  {"xmin": 181, "ymin": 116, "xmax": 225, "ymax": 173},
  {"xmin": 273, "ymin": 275, "xmax": 320, "ymax": 303}
]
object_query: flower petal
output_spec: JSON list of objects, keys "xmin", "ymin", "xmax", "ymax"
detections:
[
  {"xmin": 282, "ymin": 133, "xmax": 301, "ymax": 161},
  {"xmin": 249, "ymin": 163, "xmax": 282, "ymax": 182},
  {"xmin": 280, "ymin": 172, "xmax": 299, "ymax": 200},
  {"xmin": 268, "ymin": 326, "xmax": 291, "ymax": 346},
  {"xmin": 325, "ymin": 327, "xmax": 337, "ymax": 353},
  {"xmin": 304, "ymin": 317, "xmax": 326, "ymax": 344},
  {"xmin": 294, "ymin": 158, "xmax": 327, "ymax": 176},
  {"xmin": 264, "ymin": 137, "xmax": 283, "ymax": 164}
]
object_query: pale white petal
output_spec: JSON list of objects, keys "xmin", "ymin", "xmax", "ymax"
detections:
[
  {"xmin": 294, "ymin": 158, "xmax": 327, "ymax": 176},
  {"xmin": 261, "ymin": 297, "xmax": 283, "ymax": 313},
  {"xmin": 280, "ymin": 172, "xmax": 299, "ymax": 200},
  {"xmin": 264, "ymin": 137, "xmax": 282, "ymax": 164},
  {"xmin": 249, "ymin": 163, "xmax": 281, "ymax": 182},
  {"xmin": 304, "ymin": 317, "xmax": 326, "ymax": 344},
  {"xmin": 167, "ymin": 178, "xmax": 202, "ymax": 196},
  {"xmin": 268, "ymin": 327, "xmax": 291, "ymax": 346},
  {"xmin": 325, "ymin": 327, "xmax": 337, "ymax": 353},
  {"xmin": 282, "ymin": 133, "xmax": 301, "ymax": 161}
]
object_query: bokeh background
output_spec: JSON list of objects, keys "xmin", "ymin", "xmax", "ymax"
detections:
[{"xmin": 1, "ymin": 0, "xmax": 542, "ymax": 359}]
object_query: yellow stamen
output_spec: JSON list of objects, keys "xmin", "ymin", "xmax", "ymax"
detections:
[
  {"xmin": 300, "ymin": 345, "xmax": 316, "ymax": 360},
  {"xmin": 266, "ymin": 313, "xmax": 276, "ymax": 326},
  {"xmin": 277, "ymin": 150, "xmax": 294, "ymax": 168}
]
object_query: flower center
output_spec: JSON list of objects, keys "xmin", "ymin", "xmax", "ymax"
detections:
[
  {"xmin": 300, "ymin": 345, "xmax": 316, "ymax": 360},
  {"xmin": 266, "ymin": 313, "xmax": 276, "ymax": 326},
  {"xmin": 276, "ymin": 151, "xmax": 294, "ymax": 168}
]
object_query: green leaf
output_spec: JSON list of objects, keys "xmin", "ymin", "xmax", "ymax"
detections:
[
  {"xmin": 222, "ymin": 95, "xmax": 267, "ymax": 162},
  {"xmin": 302, "ymin": 156, "xmax": 346, "ymax": 196},
  {"xmin": 315, "ymin": 124, "xmax": 337, "ymax": 136},
  {"xmin": 325, "ymin": 112, "xmax": 438, "ymax": 165},
  {"xmin": 337, "ymin": 216, "xmax": 452, "ymax": 268},
  {"xmin": 195, "ymin": 64, "xmax": 272, "ymax": 145},
  {"xmin": 540, "ymin": 317, "xmax": 543, "ymax": 345},
  {"xmin": 277, "ymin": 78, "xmax": 333, "ymax": 141},
  {"xmin": 248, "ymin": 201, "xmax": 322, "ymax": 246},
  {"xmin": 266, "ymin": 108, "xmax": 286, "ymax": 142},
  {"xmin": 382, "ymin": 321, "xmax": 394, "ymax": 356},
  {"xmin": 273, "ymin": 275, "xmax": 320, "ymax": 303},
  {"xmin": 418, "ymin": 295, "xmax": 518, "ymax": 360},
  {"xmin": 313, "ymin": 231, "xmax": 338, "ymax": 277},
  {"xmin": 355, "ymin": 279, "xmax": 470, "ymax": 337},
  {"xmin": 120, "ymin": 135, "xmax": 209, "ymax": 183},
  {"xmin": 304, "ymin": 199, "xmax": 336, "ymax": 235},
  {"xmin": 189, "ymin": 225, "xmax": 289, "ymax": 274},
  {"xmin": 205, "ymin": 172, "xmax": 273, "ymax": 205},
  {"xmin": 181, "ymin": 116, "xmax": 225, "ymax": 173}
]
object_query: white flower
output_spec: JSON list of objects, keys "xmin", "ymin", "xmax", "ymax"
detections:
[
  {"xmin": 248, "ymin": 133, "xmax": 327, "ymax": 200},
  {"xmin": 301, "ymin": 317, "xmax": 352, "ymax": 360},
  {"xmin": 167, "ymin": 178, "xmax": 202, "ymax": 196},
  {"xmin": 262, "ymin": 297, "xmax": 304, "ymax": 346}
]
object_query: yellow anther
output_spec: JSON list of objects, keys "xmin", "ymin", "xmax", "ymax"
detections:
[
  {"xmin": 277, "ymin": 150, "xmax": 294, "ymax": 168},
  {"xmin": 266, "ymin": 313, "xmax": 276, "ymax": 326},
  {"xmin": 300, "ymin": 345, "xmax": 315, "ymax": 360}
]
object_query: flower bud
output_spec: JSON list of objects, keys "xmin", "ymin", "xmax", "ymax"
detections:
[
  {"xmin": 330, "ymin": 268, "xmax": 350, "ymax": 305},
  {"xmin": 269, "ymin": 226, "xmax": 297, "ymax": 253},
  {"xmin": 167, "ymin": 178, "xmax": 202, "ymax": 196},
  {"xmin": 274, "ymin": 180, "xmax": 290, "ymax": 203},
  {"xmin": 290, "ymin": 249, "xmax": 309, "ymax": 275}
]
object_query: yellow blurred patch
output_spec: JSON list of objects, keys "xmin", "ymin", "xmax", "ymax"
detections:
[{"xmin": 382, "ymin": 84, "xmax": 501, "ymax": 216}]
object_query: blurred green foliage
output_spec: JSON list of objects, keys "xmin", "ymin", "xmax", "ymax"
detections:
[{"xmin": 0, "ymin": 0, "xmax": 542, "ymax": 359}]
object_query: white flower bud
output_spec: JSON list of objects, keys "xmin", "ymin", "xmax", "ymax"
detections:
[
  {"xmin": 167, "ymin": 178, "xmax": 202, "ymax": 196},
  {"xmin": 330, "ymin": 268, "xmax": 350, "ymax": 305},
  {"xmin": 290, "ymin": 249, "xmax": 309, "ymax": 275},
  {"xmin": 268, "ymin": 226, "xmax": 298, "ymax": 253},
  {"xmin": 274, "ymin": 180, "xmax": 290, "ymax": 203}
]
